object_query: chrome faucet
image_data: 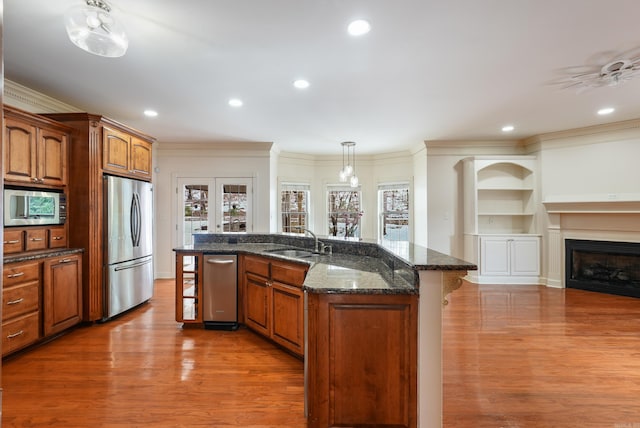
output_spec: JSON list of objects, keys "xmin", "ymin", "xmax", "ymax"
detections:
[{"xmin": 304, "ymin": 229, "xmax": 321, "ymax": 253}]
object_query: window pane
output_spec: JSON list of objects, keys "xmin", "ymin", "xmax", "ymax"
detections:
[
  {"xmin": 328, "ymin": 189, "xmax": 362, "ymax": 238},
  {"xmin": 184, "ymin": 185, "xmax": 208, "ymax": 245},
  {"xmin": 281, "ymin": 189, "xmax": 309, "ymax": 234},
  {"xmin": 222, "ymin": 184, "xmax": 247, "ymax": 232},
  {"xmin": 380, "ymin": 186, "xmax": 409, "ymax": 242}
]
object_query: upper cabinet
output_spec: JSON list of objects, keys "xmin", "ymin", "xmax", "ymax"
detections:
[
  {"xmin": 4, "ymin": 106, "xmax": 70, "ymax": 187},
  {"xmin": 103, "ymin": 127, "xmax": 152, "ymax": 180}
]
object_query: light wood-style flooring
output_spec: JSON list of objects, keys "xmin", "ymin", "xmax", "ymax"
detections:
[{"xmin": 3, "ymin": 279, "xmax": 640, "ymax": 427}]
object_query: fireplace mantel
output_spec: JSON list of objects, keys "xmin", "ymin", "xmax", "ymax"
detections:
[
  {"xmin": 543, "ymin": 193, "xmax": 640, "ymax": 214},
  {"xmin": 542, "ymin": 193, "xmax": 640, "ymax": 288}
]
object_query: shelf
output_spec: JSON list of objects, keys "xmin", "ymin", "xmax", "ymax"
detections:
[{"xmin": 479, "ymin": 213, "xmax": 535, "ymax": 216}]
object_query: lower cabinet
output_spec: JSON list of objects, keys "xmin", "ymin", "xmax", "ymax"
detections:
[
  {"xmin": 467, "ymin": 234, "xmax": 541, "ymax": 284},
  {"xmin": 243, "ymin": 255, "xmax": 307, "ymax": 357},
  {"xmin": 43, "ymin": 254, "xmax": 83, "ymax": 336},
  {"xmin": 306, "ymin": 292, "xmax": 418, "ymax": 428},
  {"xmin": 2, "ymin": 252, "xmax": 82, "ymax": 357}
]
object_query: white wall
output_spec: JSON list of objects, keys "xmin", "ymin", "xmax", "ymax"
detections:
[{"xmin": 154, "ymin": 142, "xmax": 274, "ymax": 278}]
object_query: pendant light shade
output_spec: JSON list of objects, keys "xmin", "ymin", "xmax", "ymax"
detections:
[
  {"xmin": 65, "ymin": 0, "xmax": 128, "ymax": 58},
  {"xmin": 339, "ymin": 141, "xmax": 359, "ymax": 188}
]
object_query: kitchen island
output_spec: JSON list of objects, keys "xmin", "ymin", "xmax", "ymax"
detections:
[{"xmin": 174, "ymin": 233, "xmax": 476, "ymax": 428}]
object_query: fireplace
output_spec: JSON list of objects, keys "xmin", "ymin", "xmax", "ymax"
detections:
[{"xmin": 565, "ymin": 239, "xmax": 640, "ymax": 298}]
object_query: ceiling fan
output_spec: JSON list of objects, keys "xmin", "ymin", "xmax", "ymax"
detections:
[{"xmin": 559, "ymin": 56, "xmax": 640, "ymax": 91}]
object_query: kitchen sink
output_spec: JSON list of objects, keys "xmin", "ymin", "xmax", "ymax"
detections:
[{"xmin": 266, "ymin": 248, "xmax": 316, "ymax": 258}]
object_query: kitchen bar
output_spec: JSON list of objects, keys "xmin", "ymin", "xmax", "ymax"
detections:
[{"xmin": 175, "ymin": 232, "xmax": 476, "ymax": 428}]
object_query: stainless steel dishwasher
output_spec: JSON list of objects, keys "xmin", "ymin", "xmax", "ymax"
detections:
[{"xmin": 203, "ymin": 254, "xmax": 238, "ymax": 330}]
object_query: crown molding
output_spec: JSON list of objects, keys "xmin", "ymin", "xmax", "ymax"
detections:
[{"xmin": 4, "ymin": 80, "xmax": 79, "ymax": 113}]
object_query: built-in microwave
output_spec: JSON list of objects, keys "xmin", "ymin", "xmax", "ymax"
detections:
[{"xmin": 4, "ymin": 188, "xmax": 67, "ymax": 226}]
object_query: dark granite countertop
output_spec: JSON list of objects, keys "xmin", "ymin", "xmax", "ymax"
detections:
[
  {"xmin": 4, "ymin": 247, "xmax": 85, "ymax": 264},
  {"xmin": 175, "ymin": 233, "xmax": 476, "ymax": 295}
]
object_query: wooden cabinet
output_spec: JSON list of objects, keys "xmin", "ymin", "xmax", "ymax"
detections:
[
  {"xmin": 43, "ymin": 254, "xmax": 82, "ymax": 336},
  {"xmin": 3, "ymin": 106, "xmax": 70, "ymax": 187},
  {"xmin": 4, "ymin": 226, "xmax": 68, "ymax": 254},
  {"xmin": 463, "ymin": 156, "xmax": 541, "ymax": 284},
  {"xmin": 306, "ymin": 292, "xmax": 418, "ymax": 428},
  {"xmin": 175, "ymin": 252, "xmax": 203, "ymax": 324},
  {"xmin": 243, "ymin": 255, "xmax": 307, "ymax": 356},
  {"xmin": 103, "ymin": 127, "xmax": 153, "ymax": 179},
  {"xmin": 2, "ymin": 261, "xmax": 41, "ymax": 356},
  {"xmin": 41, "ymin": 112, "xmax": 155, "ymax": 321},
  {"xmin": 2, "ymin": 253, "xmax": 83, "ymax": 357}
]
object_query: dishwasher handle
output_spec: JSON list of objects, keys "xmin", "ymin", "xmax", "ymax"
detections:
[{"xmin": 206, "ymin": 259, "xmax": 235, "ymax": 264}]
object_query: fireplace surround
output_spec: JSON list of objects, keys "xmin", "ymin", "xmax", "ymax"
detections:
[{"xmin": 565, "ymin": 239, "xmax": 640, "ymax": 298}]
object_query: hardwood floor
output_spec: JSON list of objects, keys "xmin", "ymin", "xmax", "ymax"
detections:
[
  {"xmin": 3, "ymin": 279, "xmax": 640, "ymax": 427},
  {"xmin": 2, "ymin": 279, "xmax": 306, "ymax": 427},
  {"xmin": 443, "ymin": 281, "xmax": 640, "ymax": 428}
]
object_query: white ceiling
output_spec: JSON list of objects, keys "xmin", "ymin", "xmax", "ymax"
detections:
[{"xmin": 5, "ymin": 1, "xmax": 640, "ymax": 154}]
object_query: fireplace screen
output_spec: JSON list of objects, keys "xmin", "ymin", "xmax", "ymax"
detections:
[{"xmin": 566, "ymin": 239, "xmax": 640, "ymax": 298}]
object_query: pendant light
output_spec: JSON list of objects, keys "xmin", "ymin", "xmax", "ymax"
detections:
[
  {"xmin": 339, "ymin": 141, "xmax": 359, "ymax": 187},
  {"xmin": 65, "ymin": 0, "xmax": 129, "ymax": 58}
]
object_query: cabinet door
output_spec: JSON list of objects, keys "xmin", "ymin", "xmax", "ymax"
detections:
[
  {"xmin": 48, "ymin": 226, "xmax": 68, "ymax": 249},
  {"xmin": 37, "ymin": 127, "xmax": 68, "ymax": 186},
  {"xmin": 103, "ymin": 127, "xmax": 131, "ymax": 174},
  {"xmin": 4, "ymin": 229, "xmax": 25, "ymax": 254},
  {"xmin": 25, "ymin": 228, "xmax": 47, "ymax": 251},
  {"xmin": 244, "ymin": 272, "xmax": 271, "ymax": 337},
  {"xmin": 510, "ymin": 237, "xmax": 540, "ymax": 276},
  {"xmin": 480, "ymin": 237, "xmax": 510, "ymax": 276},
  {"xmin": 4, "ymin": 117, "xmax": 37, "ymax": 184},
  {"xmin": 271, "ymin": 281, "xmax": 304, "ymax": 356},
  {"xmin": 131, "ymin": 137, "xmax": 152, "ymax": 179},
  {"xmin": 43, "ymin": 255, "xmax": 82, "ymax": 336}
]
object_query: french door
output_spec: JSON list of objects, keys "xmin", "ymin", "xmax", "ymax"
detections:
[{"xmin": 177, "ymin": 177, "xmax": 253, "ymax": 247}]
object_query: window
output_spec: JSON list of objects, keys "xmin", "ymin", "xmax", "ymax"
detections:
[
  {"xmin": 281, "ymin": 184, "xmax": 310, "ymax": 234},
  {"xmin": 378, "ymin": 183, "xmax": 409, "ymax": 242},
  {"xmin": 328, "ymin": 186, "xmax": 362, "ymax": 238}
]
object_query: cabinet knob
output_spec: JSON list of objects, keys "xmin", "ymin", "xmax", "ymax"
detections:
[
  {"xmin": 59, "ymin": 258, "xmax": 72, "ymax": 264},
  {"xmin": 4, "ymin": 240, "xmax": 20, "ymax": 244},
  {"xmin": 7, "ymin": 298, "xmax": 24, "ymax": 305},
  {"xmin": 30, "ymin": 238, "xmax": 44, "ymax": 242},
  {"xmin": 53, "ymin": 236, "xmax": 63, "ymax": 241}
]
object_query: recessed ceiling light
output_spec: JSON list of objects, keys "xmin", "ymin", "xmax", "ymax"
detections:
[
  {"xmin": 143, "ymin": 110, "xmax": 158, "ymax": 117},
  {"xmin": 228, "ymin": 98, "xmax": 243, "ymax": 107},
  {"xmin": 501, "ymin": 125, "xmax": 515, "ymax": 132},
  {"xmin": 293, "ymin": 79, "xmax": 310, "ymax": 89},
  {"xmin": 597, "ymin": 107, "xmax": 615, "ymax": 115},
  {"xmin": 347, "ymin": 19, "xmax": 371, "ymax": 36}
]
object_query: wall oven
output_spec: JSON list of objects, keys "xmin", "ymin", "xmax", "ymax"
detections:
[{"xmin": 4, "ymin": 187, "xmax": 67, "ymax": 226}]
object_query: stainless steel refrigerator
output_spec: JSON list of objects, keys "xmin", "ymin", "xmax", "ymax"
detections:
[{"xmin": 104, "ymin": 175, "xmax": 154, "ymax": 319}]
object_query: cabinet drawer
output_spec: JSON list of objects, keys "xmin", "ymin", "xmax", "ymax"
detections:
[
  {"xmin": 2, "ymin": 312, "xmax": 40, "ymax": 356},
  {"xmin": 25, "ymin": 229, "xmax": 47, "ymax": 251},
  {"xmin": 3, "ymin": 281, "xmax": 39, "ymax": 321},
  {"xmin": 48, "ymin": 227, "xmax": 67, "ymax": 248},
  {"xmin": 4, "ymin": 261, "xmax": 41, "ymax": 287},
  {"xmin": 272, "ymin": 261, "xmax": 307, "ymax": 286},
  {"xmin": 3, "ymin": 229, "xmax": 24, "ymax": 254},
  {"xmin": 244, "ymin": 256, "xmax": 270, "ymax": 277}
]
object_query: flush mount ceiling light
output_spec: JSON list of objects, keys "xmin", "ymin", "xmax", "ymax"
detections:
[
  {"xmin": 597, "ymin": 107, "xmax": 615, "ymax": 115},
  {"xmin": 347, "ymin": 19, "xmax": 371, "ymax": 36},
  {"xmin": 339, "ymin": 141, "xmax": 359, "ymax": 188},
  {"xmin": 501, "ymin": 125, "xmax": 515, "ymax": 132},
  {"xmin": 65, "ymin": 0, "xmax": 128, "ymax": 57},
  {"xmin": 144, "ymin": 110, "xmax": 158, "ymax": 117},
  {"xmin": 293, "ymin": 79, "xmax": 310, "ymax": 89},
  {"xmin": 563, "ymin": 57, "xmax": 640, "ymax": 90},
  {"xmin": 228, "ymin": 98, "xmax": 243, "ymax": 107}
]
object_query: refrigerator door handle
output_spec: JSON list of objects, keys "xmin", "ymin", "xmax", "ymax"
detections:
[
  {"xmin": 114, "ymin": 258, "xmax": 152, "ymax": 271},
  {"xmin": 130, "ymin": 193, "xmax": 141, "ymax": 247}
]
